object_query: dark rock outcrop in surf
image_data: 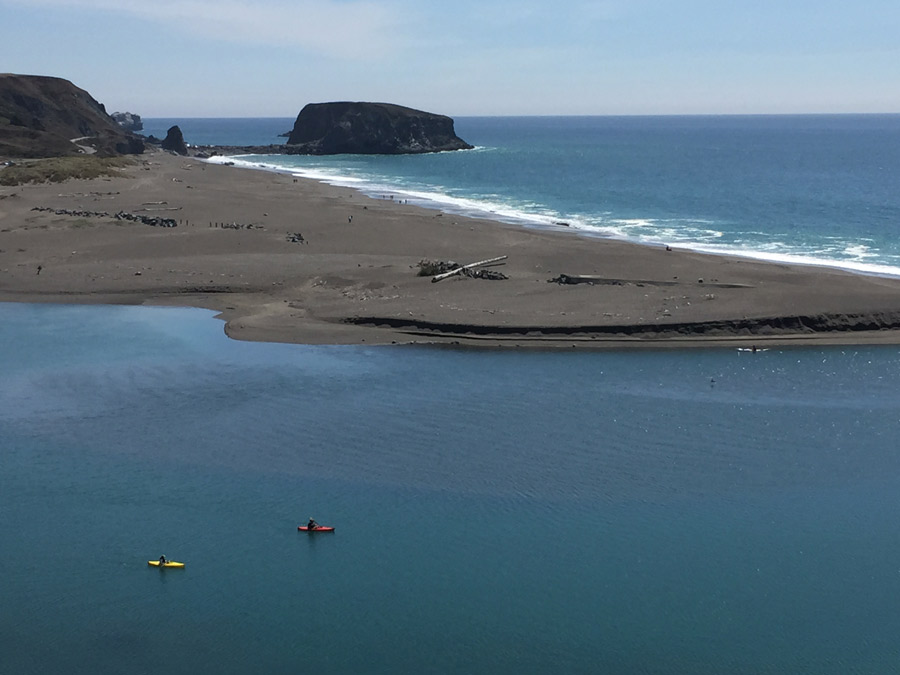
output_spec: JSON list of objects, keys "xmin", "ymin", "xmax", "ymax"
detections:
[{"xmin": 285, "ymin": 102, "xmax": 473, "ymax": 155}]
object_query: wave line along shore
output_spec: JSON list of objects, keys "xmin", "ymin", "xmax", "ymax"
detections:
[{"xmin": 3, "ymin": 150, "xmax": 900, "ymax": 349}]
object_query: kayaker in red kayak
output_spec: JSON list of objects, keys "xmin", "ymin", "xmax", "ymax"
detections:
[{"xmin": 307, "ymin": 517, "xmax": 319, "ymax": 531}]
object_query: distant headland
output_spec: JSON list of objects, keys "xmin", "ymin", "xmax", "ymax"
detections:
[
  {"xmin": 197, "ymin": 102, "xmax": 473, "ymax": 157},
  {"xmin": 0, "ymin": 74, "xmax": 472, "ymax": 160}
]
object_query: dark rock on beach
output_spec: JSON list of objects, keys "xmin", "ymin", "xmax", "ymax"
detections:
[
  {"xmin": 114, "ymin": 134, "xmax": 146, "ymax": 155},
  {"xmin": 161, "ymin": 125, "xmax": 188, "ymax": 155},
  {"xmin": 285, "ymin": 102, "xmax": 473, "ymax": 155}
]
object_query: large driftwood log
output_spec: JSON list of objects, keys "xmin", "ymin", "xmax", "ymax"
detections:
[{"xmin": 431, "ymin": 255, "xmax": 507, "ymax": 283}]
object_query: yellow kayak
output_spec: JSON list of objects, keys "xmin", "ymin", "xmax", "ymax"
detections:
[{"xmin": 148, "ymin": 560, "xmax": 185, "ymax": 568}]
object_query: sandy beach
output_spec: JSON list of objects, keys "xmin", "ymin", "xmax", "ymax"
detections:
[{"xmin": 3, "ymin": 149, "xmax": 900, "ymax": 349}]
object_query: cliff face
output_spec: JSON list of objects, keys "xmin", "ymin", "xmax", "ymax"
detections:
[
  {"xmin": 286, "ymin": 102, "xmax": 473, "ymax": 155},
  {"xmin": 0, "ymin": 74, "xmax": 144, "ymax": 158}
]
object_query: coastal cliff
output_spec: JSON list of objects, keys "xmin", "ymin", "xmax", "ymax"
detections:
[
  {"xmin": 285, "ymin": 102, "xmax": 472, "ymax": 155},
  {"xmin": 0, "ymin": 73, "xmax": 144, "ymax": 158}
]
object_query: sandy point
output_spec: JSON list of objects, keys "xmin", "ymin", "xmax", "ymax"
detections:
[{"xmin": 3, "ymin": 150, "xmax": 900, "ymax": 349}]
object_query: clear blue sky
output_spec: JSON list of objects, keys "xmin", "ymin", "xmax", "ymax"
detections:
[{"xmin": 2, "ymin": 0, "xmax": 898, "ymax": 117}]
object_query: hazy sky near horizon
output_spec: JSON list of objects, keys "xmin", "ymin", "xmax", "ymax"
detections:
[{"xmin": 2, "ymin": 0, "xmax": 898, "ymax": 117}]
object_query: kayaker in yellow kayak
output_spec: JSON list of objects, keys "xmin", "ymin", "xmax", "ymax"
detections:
[{"xmin": 159, "ymin": 555, "xmax": 167, "ymax": 565}]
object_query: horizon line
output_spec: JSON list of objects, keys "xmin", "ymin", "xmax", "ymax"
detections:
[{"xmin": 139, "ymin": 111, "xmax": 900, "ymax": 120}]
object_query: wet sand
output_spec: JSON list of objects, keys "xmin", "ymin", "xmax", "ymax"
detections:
[{"xmin": 3, "ymin": 150, "xmax": 900, "ymax": 349}]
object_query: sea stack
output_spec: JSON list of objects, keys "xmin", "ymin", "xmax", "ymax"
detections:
[
  {"xmin": 285, "ymin": 102, "xmax": 473, "ymax": 155},
  {"xmin": 161, "ymin": 125, "xmax": 188, "ymax": 155},
  {"xmin": 111, "ymin": 111, "xmax": 143, "ymax": 132}
]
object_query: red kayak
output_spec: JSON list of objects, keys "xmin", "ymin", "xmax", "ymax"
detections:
[{"xmin": 298, "ymin": 525, "xmax": 335, "ymax": 532}]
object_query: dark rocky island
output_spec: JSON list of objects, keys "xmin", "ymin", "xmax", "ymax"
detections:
[
  {"xmin": 285, "ymin": 102, "xmax": 472, "ymax": 154},
  {"xmin": 0, "ymin": 74, "xmax": 144, "ymax": 158},
  {"xmin": 199, "ymin": 102, "xmax": 472, "ymax": 157}
]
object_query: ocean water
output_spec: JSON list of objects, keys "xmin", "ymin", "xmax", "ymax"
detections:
[
  {"xmin": 142, "ymin": 117, "xmax": 293, "ymax": 148},
  {"xmin": 3, "ymin": 303, "xmax": 900, "ymax": 674},
  {"xmin": 144, "ymin": 114, "xmax": 900, "ymax": 276}
]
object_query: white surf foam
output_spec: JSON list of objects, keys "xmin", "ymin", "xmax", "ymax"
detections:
[{"xmin": 207, "ymin": 153, "xmax": 900, "ymax": 279}]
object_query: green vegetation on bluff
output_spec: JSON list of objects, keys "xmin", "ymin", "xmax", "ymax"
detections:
[{"xmin": 0, "ymin": 156, "xmax": 132, "ymax": 186}]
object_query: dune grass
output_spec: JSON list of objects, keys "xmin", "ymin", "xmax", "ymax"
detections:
[{"xmin": 0, "ymin": 156, "xmax": 133, "ymax": 186}]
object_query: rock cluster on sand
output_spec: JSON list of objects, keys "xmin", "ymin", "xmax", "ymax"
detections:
[
  {"xmin": 285, "ymin": 102, "xmax": 473, "ymax": 155},
  {"xmin": 30, "ymin": 205, "xmax": 178, "ymax": 227}
]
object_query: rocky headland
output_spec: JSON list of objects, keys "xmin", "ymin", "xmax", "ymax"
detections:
[{"xmin": 0, "ymin": 74, "xmax": 144, "ymax": 158}]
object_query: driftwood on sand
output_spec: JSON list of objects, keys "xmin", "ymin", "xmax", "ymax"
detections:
[{"xmin": 431, "ymin": 255, "xmax": 508, "ymax": 283}]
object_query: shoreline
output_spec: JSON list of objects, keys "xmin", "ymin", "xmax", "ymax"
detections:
[
  {"xmin": 203, "ymin": 144, "xmax": 900, "ymax": 282},
  {"xmin": 3, "ymin": 149, "xmax": 900, "ymax": 350}
]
